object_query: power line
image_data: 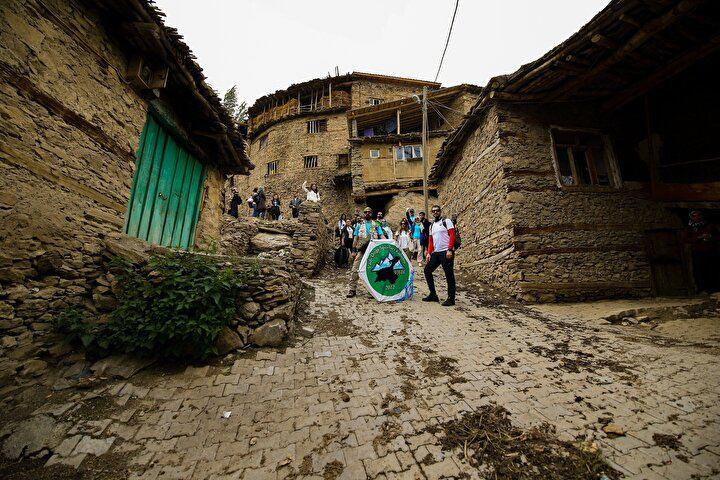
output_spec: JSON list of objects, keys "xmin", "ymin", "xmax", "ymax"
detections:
[
  {"xmin": 429, "ymin": 102, "xmax": 456, "ymax": 130},
  {"xmin": 427, "ymin": 99, "xmax": 466, "ymax": 117},
  {"xmin": 434, "ymin": 0, "xmax": 460, "ymax": 83}
]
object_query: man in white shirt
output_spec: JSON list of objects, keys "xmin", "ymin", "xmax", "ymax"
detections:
[{"xmin": 423, "ymin": 204, "xmax": 456, "ymax": 306}]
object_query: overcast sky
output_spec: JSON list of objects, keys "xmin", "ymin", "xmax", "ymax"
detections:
[{"xmin": 153, "ymin": 0, "xmax": 609, "ymax": 106}]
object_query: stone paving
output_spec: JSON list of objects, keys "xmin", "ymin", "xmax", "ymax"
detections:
[{"xmin": 2, "ymin": 271, "xmax": 720, "ymax": 479}]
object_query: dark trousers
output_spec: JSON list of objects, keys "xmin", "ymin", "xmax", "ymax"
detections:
[{"xmin": 424, "ymin": 251, "xmax": 456, "ymax": 300}]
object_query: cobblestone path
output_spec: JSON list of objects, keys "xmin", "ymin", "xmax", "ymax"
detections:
[{"xmin": 2, "ymin": 272, "xmax": 719, "ymax": 479}]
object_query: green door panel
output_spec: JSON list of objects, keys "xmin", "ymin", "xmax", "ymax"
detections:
[
  {"xmin": 147, "ymin": 135, "xmax": 180, "ymax": 245},
  {"xmin": 179, "ymin": 160, "xmax": 206, "ymax": 249},
  {"xmin": 124, "ymin": 120, "xmax": 150, "ymax": 234},
  {"xmin": 160, "ymin": 150, "xmax": 190, "ymax": 246},
  {"xmin": 136, "ymin": 126, "xmax": 168, "ymax": 241},
  {"xmin": 125, "ymin": 114, "xmax": 206, "ymax": 250},
  {"xmin": 126, "ymin": 117, "xmax": 160, "ymax": 238}
]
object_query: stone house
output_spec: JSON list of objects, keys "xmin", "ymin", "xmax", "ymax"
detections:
[
  {"xmin": 347, "ymin": 84, "xmax": 480, "ymax": 210},
  {"xmin": 236, "ymin": 73, "xmax": 442, "ymax": 221},
  {"xmin": 0, "ymin": 0, "xmax": 252, "ymax": 368},
  {"xmin": 431, "ymin": 0, "xmax": 720, "ymax": 302}
]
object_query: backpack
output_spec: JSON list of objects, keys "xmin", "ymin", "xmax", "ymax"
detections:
[{"xmin": 432, "ymin": 219, "xmax": 462, "ymax": 249}]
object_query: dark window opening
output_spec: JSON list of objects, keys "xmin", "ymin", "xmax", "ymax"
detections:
[
  {"xmin": 551, "ymin": 129, "xmax": 615, "ymax": 187},
  {"xmin": 303, "ymin": 155, "xmax": 318, "ymax": 169},
  {"xmin": 307, "ymin": 119, "xmax": 327, "ymax": 133}
]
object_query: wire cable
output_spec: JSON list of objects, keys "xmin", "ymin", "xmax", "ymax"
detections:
[
  {"xmin": 429, "ymin": 103, "xmax": 456, "ymax": 130},
  {"xmin": 427, "ymin": 99, "xmax": 467, "ymax": 117},
  {"xmin": 434, "ymin": 0, "xmax": 460, "ymax": 83}
]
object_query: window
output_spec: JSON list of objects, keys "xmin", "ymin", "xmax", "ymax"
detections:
[
  {"xmin": 258, "ymin": 134, "xmax": 268, "ymax": 150},
  {"xmin": 369, "ymin": 98, "xmax": 384, "ymax": 106},
  {"xmin": 337, "ymin": 153, "xmax": 349, "ymax": 167},
  {"xmin": 303, "ymin": 155, "xmax": 318, "ymax": 169},
  {"xmin": 307, "ymin": 119, "xmax": 327, "ymax": 133},
  {"xmin": 369, "ymin": 149, "xmax": 380, "ymax": 159},
  {"xmin": 266, "ymin": 160, "xmax": 279, "ymax": 176},
  {"xmin": 551, "ymin": 129, "xmax": 616, "ymax": 187},
  {"xmin": 394, "ymin": 144, "xmax": 423, "ymax": 161}
]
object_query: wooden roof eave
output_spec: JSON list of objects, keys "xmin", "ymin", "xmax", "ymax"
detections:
[{"xmin": 100, "ymin": 0, "xmax": 250, "ymax": 173}]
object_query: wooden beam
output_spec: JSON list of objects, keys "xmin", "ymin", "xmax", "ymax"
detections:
[
  {"xmin": 619, "ymin": 13, "xmax": 642, "ymax": 28},
  {"xmin": 652, "ymin": 182, "xmax": 720, "ymax": 202},
  {"xmin": 589, "ymin": 33, "xmax": 619, "ymax": 50},
  {"xmin": 396, "ymin": 109, "xmax": 401, "ymax": 134},
  {"xmin": 546, "ymin": 0, "xmax": 706, "ymax": 101},
  {"xmin": 603, "ymin": 33, "xmax": 720, "ymax": 111},
  {"xmin": 364, "ymin": 185, "xmax": 436, "ymax": 197},
  {"xmin": 487, "ymin": 90, "xmax": 548, "ymax": 102}
]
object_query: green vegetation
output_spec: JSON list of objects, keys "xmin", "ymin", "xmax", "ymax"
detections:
[{"xmin": 54, "ymin": 252, "xmax": 256, "ymax": 359}]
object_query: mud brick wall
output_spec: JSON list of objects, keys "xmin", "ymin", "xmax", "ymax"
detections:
[
  {"xmin": 220, "ymin": 202, "xmax": 329, "ymax": 277},
  {"xmin": 436, "ymin": 106, "xmax": 517, "ymax": 291},
  {"xmin": 0, "ymin": 0, "xmax": 227, "ymax": 370},
  {"xmin": 235, "ymin": 112, "xmax": 354, "ymax": 223},
  {"xmin": 350, "ymin": 81, "xmax": 427, "ymax": 109}
]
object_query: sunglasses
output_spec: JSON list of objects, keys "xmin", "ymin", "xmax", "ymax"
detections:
[{"xmin": 431, "ymin": 209, "xmax": 440, "ymax": 213}]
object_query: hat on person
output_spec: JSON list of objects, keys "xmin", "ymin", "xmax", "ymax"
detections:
[{"xmin": 363, "ymin": 207, "xmax": 372, "ymax": 213}]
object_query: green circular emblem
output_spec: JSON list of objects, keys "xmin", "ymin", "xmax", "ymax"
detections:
[{"xmin": 364, "ymin": 243, "xmax": 410, "ymax": 297}]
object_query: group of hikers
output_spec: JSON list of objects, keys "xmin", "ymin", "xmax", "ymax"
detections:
[
  {"xmin": 229, "ymin": 182, "xmax": 462, "ymax": 306},
  {"xmin": 227, "ymin": 180, "xmax": 320, "ymax": 220},
  {"xmin": 339, "ymin": 205, "xmax": 458, "ymax": 306}
]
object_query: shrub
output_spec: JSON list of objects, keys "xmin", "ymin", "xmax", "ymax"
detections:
[{"xmin": 55, "ymin": 252, "xmax": 255, "ymax": 360}]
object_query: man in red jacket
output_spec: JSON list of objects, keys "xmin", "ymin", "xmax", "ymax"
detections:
[{"xmin": 423, "ymin": 204, "xmax": 456, "ymax": 306}]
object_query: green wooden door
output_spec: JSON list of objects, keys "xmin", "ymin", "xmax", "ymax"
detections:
[{"xmin": 125, "ymin": 115, "xmax": 206, "ymax": 249}]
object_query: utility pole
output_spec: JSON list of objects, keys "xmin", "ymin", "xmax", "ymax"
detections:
[{"xmin": 421, "ymin": 86, "xmax": 429, "ymax": 216}]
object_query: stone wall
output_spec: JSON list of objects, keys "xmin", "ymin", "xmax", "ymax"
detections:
[
  {"xmin": 497, "ymin": 102, "xmax": 679, "ymax": 301},
  {"xmin": 436, "ymin": 106, "xmax": 515, "ymax": 290},
  {"xmin": 235, "ymin": 111, "xmax": 354, "ymax": 223},
  {"xmin": 383, "ymin": 192, "xmax": 426, "ymax": 227},
  {"xmin": 437, "ymin": 101, "xmax": 681, "ymax": 302},
  {"xmin": 0, "ymin": 0, "xmax": 230, "ymax": 368},
  {"xmin": 350, "ymin": 81, "xmax": 427, "ymax": 109},
  {"xmin": 220, "ymin": 202, "xmax": 329, "ymax": 277}
]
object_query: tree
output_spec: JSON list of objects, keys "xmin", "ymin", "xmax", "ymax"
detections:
[
  {"xmin": 236, "ymin": 101, "xmax": 248, "ymax": 123},
  {"xmin": 222, "ymin": 85, "xmax": 238, "ymax": 118},
  {"xmin": 222, "ymin": 85, "xmax": 249, "ymax": 124}
]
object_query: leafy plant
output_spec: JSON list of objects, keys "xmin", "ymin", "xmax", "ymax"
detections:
[
  {"xmin": 55, "ymin": 252, "xmax": 256, "ymax": 360},
  {"xmin": 107, "ymin": 252, "xmax": 254, "ymax": 359},
  {"xmin": 53, "ymin": 307, "xmax": 96, "ymax": 348}
]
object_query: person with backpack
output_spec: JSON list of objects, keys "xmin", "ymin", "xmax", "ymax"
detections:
[
  {"xmin": 253, "ymin": 187, "xmax": 266, "ymax": 219},
  {"xmin": 411, "ymin": 216, "xmax": 423, "ymax": 262},
  {"xmin": 417, "ymin": 211, "xmax": 431, "ymax": 266},
  {"xmin": 423, "ymin": 205, "xmax": 457, "ymax": 307},
  {"xmin": 347, "ymin": 207, "xmax": 388, "ymax": 298},
  {"xmin": 247, "ymin": 188, "xmax": 257, "ymax": 216}
]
